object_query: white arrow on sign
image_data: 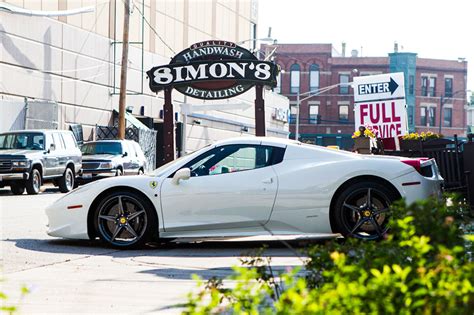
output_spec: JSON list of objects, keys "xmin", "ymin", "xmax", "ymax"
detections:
[{"xmin": 353, "ymin": 72, "xmax": 405, "ymax": 103}]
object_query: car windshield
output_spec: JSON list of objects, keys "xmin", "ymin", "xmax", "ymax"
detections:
[
  {"xmin": 0, "ymin": 133, "xmax": 45, "ymax": 150},
  {"xmin": 81, "ymin": 142, "xmax": 123, "ymax": 155}
]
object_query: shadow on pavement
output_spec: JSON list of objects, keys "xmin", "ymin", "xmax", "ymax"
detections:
[
  {"xmin": 0, "ymin": 187, "xmax": 62, "ymax": 196},
  {"xmin": 5, "ymin": 237, "xmax": 324, "ymax": 258}
]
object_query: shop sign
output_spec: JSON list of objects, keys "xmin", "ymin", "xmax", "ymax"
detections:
[
  {"xmin": 272, "ymin": 108, "xmax": 289, "ymax": 123},
  {"xmin": 147, "ymin": 40, "xmax": 278, "ymax": 100}
]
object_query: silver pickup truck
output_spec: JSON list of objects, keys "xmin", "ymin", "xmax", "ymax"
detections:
[{"xmin": 0, "ymin": 130, "xmax": 82, "ymax": 195}]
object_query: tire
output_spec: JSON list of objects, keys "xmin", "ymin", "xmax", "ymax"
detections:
[
  {"xmin": 138, "ymin": 168, "xmax": 144, "ymax": 175},
  {"xmin": 25, "ymin": 168, "xmax": 42, "ymax": 195},
  {"xmin": 10, "ymin": 183, "xmax": 25, "ymax": 195},
  {"xmin": 92, "ymin": 191, "xmax": 158, "ymax": 249},
  {"xmin": 115, "ymin": 168, "xmax": 123, "ymax": 176},
  {"xmin": 332, "ymin": 181, "xmax": 397, "ymax": 240},
  {"xmin": 58, "ymin": 167, "xmax": 75, "ymax": 193}
]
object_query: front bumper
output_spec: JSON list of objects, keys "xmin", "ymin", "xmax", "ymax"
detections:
[
  {"xmin": 78, "ymin": 169, "xmax": 117, "ymax": 181},
  {"xmin": 0, "ymin": 172, "xmax": 29, "ymax": 181}
]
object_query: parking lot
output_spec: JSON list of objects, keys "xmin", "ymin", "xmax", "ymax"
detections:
[{"xmin": 1, "ymin": 186, "xmax": 306, "ymax": 314}]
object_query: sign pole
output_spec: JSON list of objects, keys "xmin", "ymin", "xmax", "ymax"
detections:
[
  {"xmin": 255, "ymin": 85, "xmax": 266, "ymax": 136},
  {"xmin": 163, "ymin": 88, "xmax": 175, "ymax": 164}
]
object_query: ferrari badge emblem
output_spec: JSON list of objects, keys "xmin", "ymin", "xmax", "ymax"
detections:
[{"xmin": 149, "ymin": 181, "xmax": 158, "ymax": 189}]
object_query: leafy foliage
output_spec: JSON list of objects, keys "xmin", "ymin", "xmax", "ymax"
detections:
[
  {"xmin": 184, "ymin": 195, "xmax": 474, "ymax": 314},
  {"xmin": 0, "ymin": 275, "xmax": 30, "ymax": 314}
]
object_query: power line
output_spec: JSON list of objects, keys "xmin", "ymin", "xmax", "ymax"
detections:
[{"xmin": 126, "ymin": 0, "xmax": 176, "ymax": 55}]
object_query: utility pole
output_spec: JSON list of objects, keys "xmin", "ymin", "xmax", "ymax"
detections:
[{"xmin": 118, "ymin": 0, "xmax": 130, "ymax": 139}]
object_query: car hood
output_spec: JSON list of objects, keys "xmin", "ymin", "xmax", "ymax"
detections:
[
  {"xmin": 0, "ymin": 149, "xmax": 43, "ymax": 159},
  {"xmin": 82, "ymin": 154, "xmax": 120, "ymax": 162}
]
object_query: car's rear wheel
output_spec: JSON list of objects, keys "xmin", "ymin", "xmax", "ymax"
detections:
[
  {"xmin": 93, "ymin": 191, "xmax": 157, "ymax": 248},
  {"xmin": 58, "ymin": 167, "xmax": 74, "ymax": 193},
  {"xmin": 10, "ymin": 183, "xmax": 25, "ymax": 195},
  {"xmin": 332, "ymin": 182, "xmax": 397, "ymax": 240},
  {"xmin": 25, "ymin": 168, "xmax": 41, "ymax": 195}
]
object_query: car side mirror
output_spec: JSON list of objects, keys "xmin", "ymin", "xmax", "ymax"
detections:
[
  {"xmin": 122, "ymin": 152, "xmax": 128, "ymax": 157},
  {"xmin": 48, "ymin": 143, "xmax": 55, "ymax": 153},
  {"xmin": 172, "ymin": 168, "xmax": 191, "ymax": 185}
]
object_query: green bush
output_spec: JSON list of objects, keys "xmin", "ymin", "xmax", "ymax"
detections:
[{"xmin": 184, "ymin": 195, "xmax": 474, "ymax": 315}]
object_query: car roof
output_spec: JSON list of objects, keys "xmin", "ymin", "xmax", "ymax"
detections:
[
  {"xmin": 214, "ymin": 136, "xmax": 297, "ymax": 147},
  {"xmin": 0, "ymin": 129, "xmax": 71, "ymax": 135}
]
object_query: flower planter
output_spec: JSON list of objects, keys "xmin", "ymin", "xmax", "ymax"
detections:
[
  {"xmin": 400, "ymin": 139, "xmax": 422, "ymax": 151},
  {"xmin": 353, "ymin": 137, "xmax": 371, "ymax": 154}
]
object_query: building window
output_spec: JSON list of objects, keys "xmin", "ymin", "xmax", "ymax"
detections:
[
  {"xmin": 290, "ymin": 64, "xmax": 300, "ymax": 94},
  {"xmin": 339, "ymin": 105, "xmax": 349, "ymax": 121},
  {"xmin": 420, "ymin": 107, "xmax": 427, "ymax": 125},
  {"xmin": 309, "ymin": 64, "xmax": 320, "ymax": 93},
  {"xmin": 445, "ymin": 78, "xmax": 453, "ymax": 97},
  {"xmin": 428, "ymin": 107, "xmax": 436, "ymax": 126},
  {"xmin": 309, "ymin": 105, "xmax": 319, "ymax": 124},
  {"xmin": 443, "ymin": 107, "xmax": 452, "ymax": 127},
  {"xmin": 289, "ymin": 105, "xmax": 297, "ymax": 124},
  {"xmin": 339, "ymin": 74, "xmax": 350, "ymax": 94},
  {"xmin": 429, "ymin": 77, "xmax": 436, "ymax": 97},
  {"xmin": 409, "ymin": 75, "xmax": 414, "ymax": 95},
  {"xmin": 421, "ymin": 76, "xmax": 428, "ymax": 96},
  {"xmin": 274, "ymin": 65, "xmax": 282, "ymax": 94}
]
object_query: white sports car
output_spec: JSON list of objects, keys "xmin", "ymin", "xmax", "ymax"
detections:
[{"xmin": 45, "ymin": 137, "xmax": 443, "ymax": 248}]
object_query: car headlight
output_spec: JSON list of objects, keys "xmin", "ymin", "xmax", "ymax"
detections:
[
  {"xmin": 12, "ymin": 160, "xmax": 30, "ymax": 168},
  {"xmin": 100, "ymin": 162, "xmax": 113, "ymax": 169}
]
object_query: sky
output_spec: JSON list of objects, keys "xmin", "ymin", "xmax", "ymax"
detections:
[{"xmin": 258, "ymin": 0, "xmax": 473, "ymax": 92}]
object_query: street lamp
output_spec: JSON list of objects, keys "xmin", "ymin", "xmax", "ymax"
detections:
[
  {"xmin": 438, "ymin": 90, "xmax": 471, "ymax": 134},
  {"xmin": 294, "ymin": 82, "xmax": 353, "ymax": 140}
]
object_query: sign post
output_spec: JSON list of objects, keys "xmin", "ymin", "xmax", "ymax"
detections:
[
  {"xmin": 353, "ymin": 72, "xmax": 408, "ymax": 138},
  {"xmin": 147, "ymin": 40, "xmax": 278, "ymax": 164}
]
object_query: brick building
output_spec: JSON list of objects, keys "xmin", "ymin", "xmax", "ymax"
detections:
[{"xmin": 262, "ymin": 43, "xmax": 468, "ymax": 148}]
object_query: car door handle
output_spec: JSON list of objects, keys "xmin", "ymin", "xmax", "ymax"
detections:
[{"xmin": 262, "ymin": 178, "xmax": 273, "ymax": 184}]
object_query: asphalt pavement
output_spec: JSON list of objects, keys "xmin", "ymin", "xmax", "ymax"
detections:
[{"xmin": 0, "ymin": 185, "xmax": 307, "ymax": 314}]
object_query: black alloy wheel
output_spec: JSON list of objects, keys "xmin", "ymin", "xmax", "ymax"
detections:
[
  {"xmin": 93, "ymin": 191, "xmax": 157, "ymax": 248},
  {"xmin": 26, "ymin": 168, "xmax": 41, "ymax": 195},
  {"xmin": 333, "ymin": 182, "xmax": 396, "ymax": 240},
  {"xmin": 58, "ymin": 167, "xmax": 74, "ymax": 193}
]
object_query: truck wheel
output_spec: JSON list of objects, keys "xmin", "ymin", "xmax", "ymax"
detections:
[
  {"xmin": 26, "ymin": 168, "xmax": 42, "ymax": 195},
  {"xmin": 10, "ymin": 183, "xmax": 25, "ymax": 195},
  {"xmin": 58, "ymin": 167, "xmax": 75, "ymax": 193}
]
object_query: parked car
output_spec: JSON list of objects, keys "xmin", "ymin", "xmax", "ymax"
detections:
[
  {"xmin": 78, "ymin": 140, "xmax": 146, "ymax": 182},
  {"xmin": 46, "ymin": 137, "xmax": 443, "ymax": 249},
  {"xmin": 0, "ymin": 130, "xmax": 82, "ymax": 195}
]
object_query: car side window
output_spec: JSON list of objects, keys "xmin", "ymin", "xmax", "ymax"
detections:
[
  {"xmin": 122, "ymin": 142, "xmax": 131, "ymax": 157},
  {"xmin": 62, "ymin": 133, "xmax": 78, "ymax": 149},
  {"xmin": 52, "ymin": 133, "xmax": 65, "ymax": 150},
  {"xmin": 185, "ymin": 145, "xmax": 275, "ymax": 177}
]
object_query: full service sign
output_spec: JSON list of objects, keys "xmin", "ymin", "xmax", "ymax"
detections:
[
  {"xmin": 147, "ymin": 40, "xmax": 278, "ymax": 100},
  {"xmin": 353, "ymin": 72, "xmax": 408, "ymax": 138}
]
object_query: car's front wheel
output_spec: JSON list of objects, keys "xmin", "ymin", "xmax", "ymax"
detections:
[
  {"xmin": 92, "ymin": 191, "xmax": 157, "ymax": 248},
  {"xmin": 58, "ymin": 167, "xmax": 74, "ymax": 193},
  {"xmin": 25, "ymin": 168, "xmax": 41, "ymax": 195},
  {"xmin": 332, "ymin": 181, "xmax": 397, "ymax": 240},
  {"xmin": 10, "ymin": 183, "xmax": 25, "ymax": 195}
]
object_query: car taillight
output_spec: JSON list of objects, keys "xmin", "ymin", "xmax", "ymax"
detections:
[{"xmin": 400, "ymin": 158, "xmax": 429, "ymax": 173}]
